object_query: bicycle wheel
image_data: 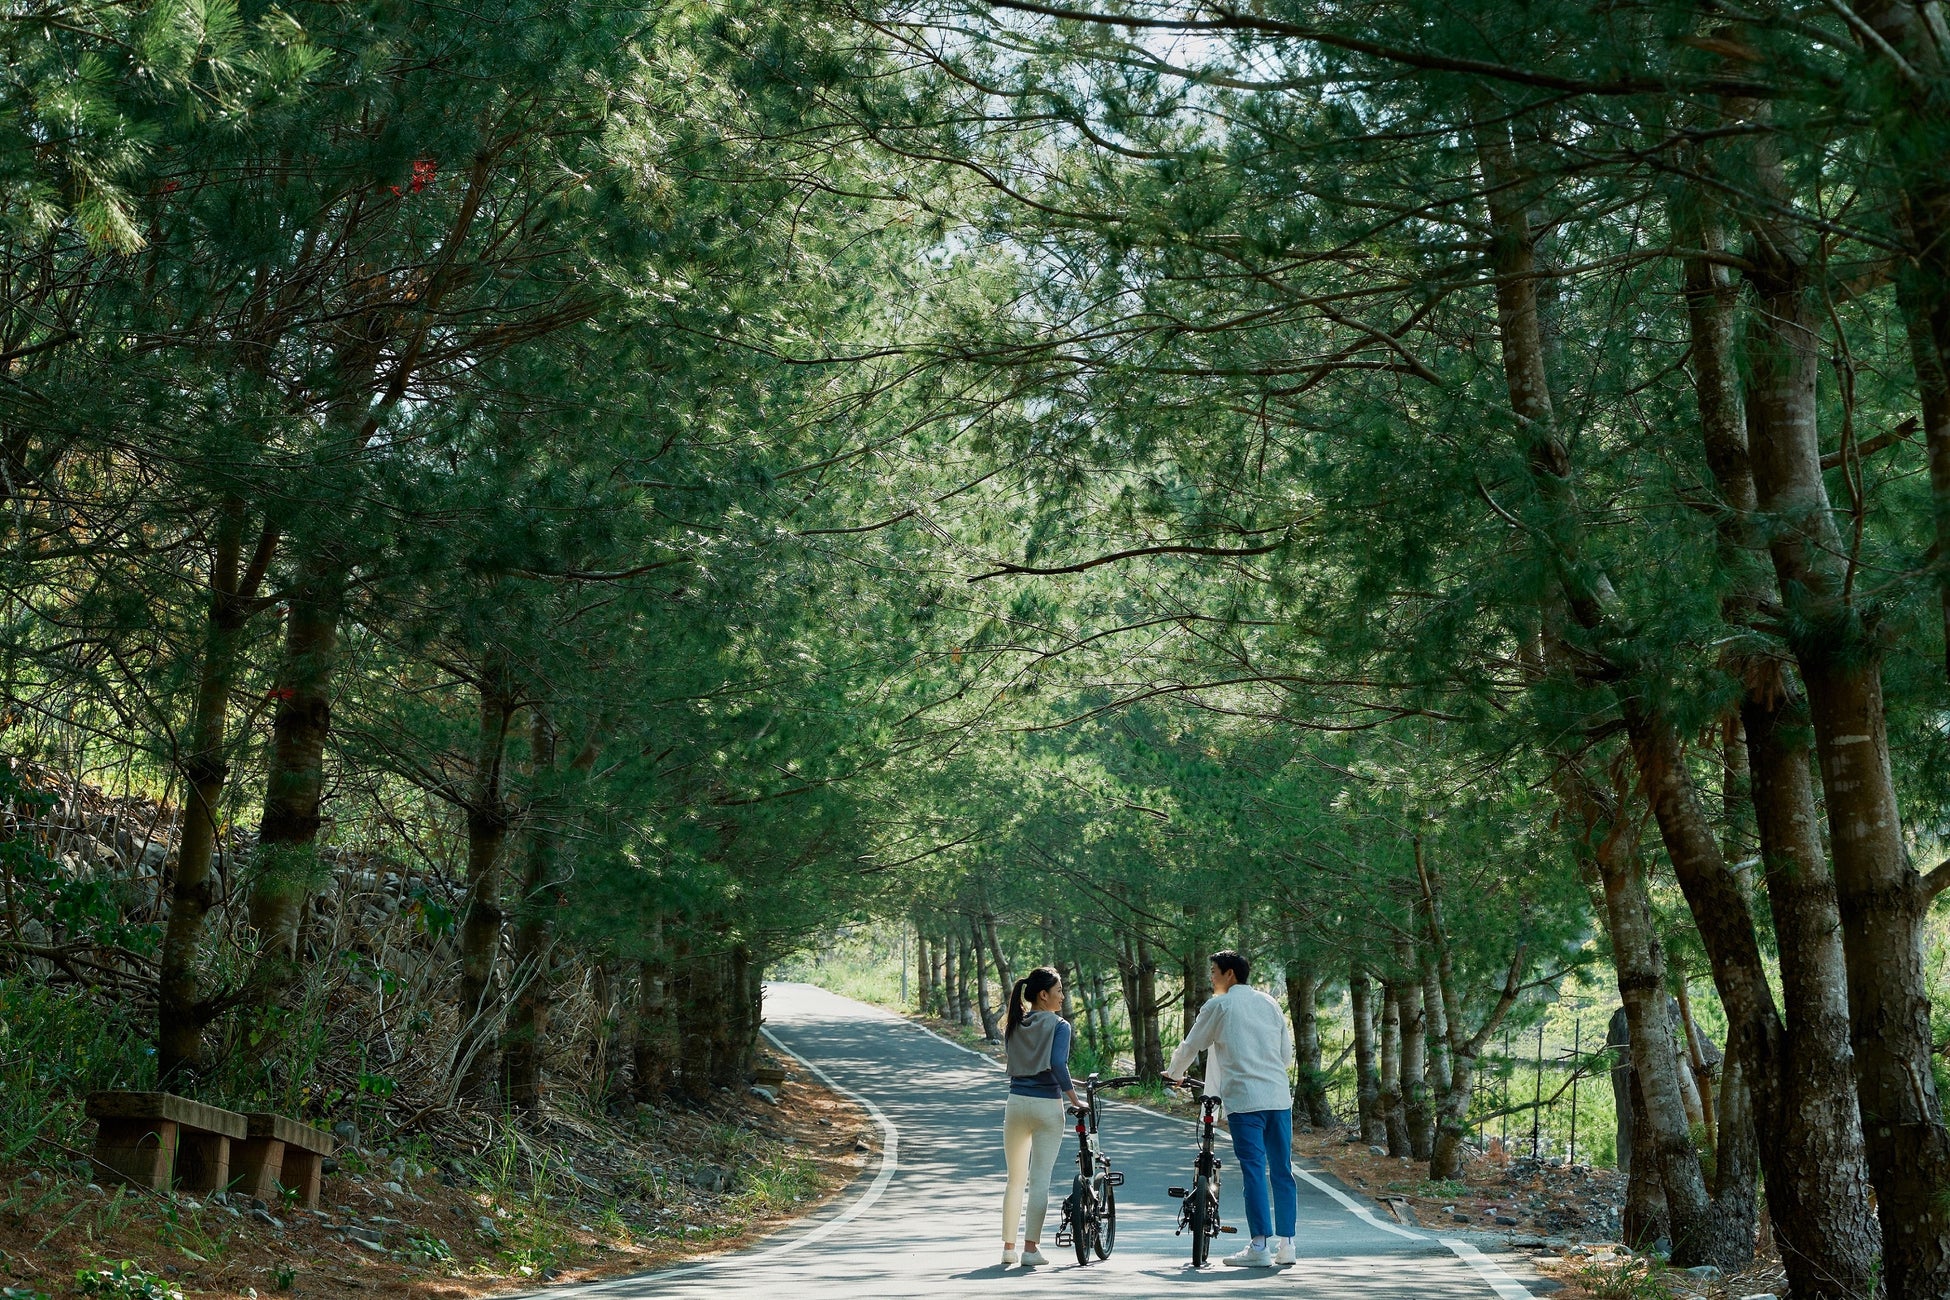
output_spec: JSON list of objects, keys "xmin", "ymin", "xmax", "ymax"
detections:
[
  {"xmin": 1189, "ymin": 1176, "xmax": 1211, "ymax": 1267},
  {"xmin": 1069, "ymin": 1176, "xmax": 1093, "ymax": 1266},
  {"xmin": 1094, "ymin": 1180, "xmax": 1116, "ymax": 1259}
]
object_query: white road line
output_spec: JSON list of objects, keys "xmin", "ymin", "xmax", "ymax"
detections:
[
  {"xmin": 598, "ymin": 1025, "xmax": 900, "ymax": 1284},
  {"xmin": 1443, "ymin": 1239, "xmax": 1544, "ymax": 1300}
]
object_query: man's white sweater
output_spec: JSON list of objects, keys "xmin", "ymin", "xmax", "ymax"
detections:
[{"xmin": 1166, "ymin": 983, "xmax": 1295, "ymax": 1115}]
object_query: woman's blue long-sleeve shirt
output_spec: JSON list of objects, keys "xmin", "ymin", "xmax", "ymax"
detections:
[{"xmin": 1009, "ymin": 1018, "xmax": 1074, "ymax": 1098}]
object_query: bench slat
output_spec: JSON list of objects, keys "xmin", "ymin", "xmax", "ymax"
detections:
[
  {"xmin": 86, "ymin": 1092, "xmax": 247, "ymax": 1139},
  {"xmin": 244, "ymin": 1113, "xmax": 334, "ymax": 1154}
]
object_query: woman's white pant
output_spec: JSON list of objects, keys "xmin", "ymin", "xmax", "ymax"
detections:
[{"xmin": 1001, "ymin": 1094, "xmax": 1067, "ymax": 1243}]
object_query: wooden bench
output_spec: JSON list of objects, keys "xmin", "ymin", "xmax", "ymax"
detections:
[
  {"xmin": 86, "ymin": 1092, "xmax": 247, "ymax": 1194},
  {"xmin": 231, "ymin": 1112, "xmax": 334, "ymax": 1208}
]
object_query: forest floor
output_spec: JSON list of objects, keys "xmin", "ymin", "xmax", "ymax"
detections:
[
  {"xmin": 0, "ymin": 1050, "xmax": 874, "ymax": 1300},
  {"xmin": 906, "ymin": 1011, "xmax": 1786, "ymax": 1300}
]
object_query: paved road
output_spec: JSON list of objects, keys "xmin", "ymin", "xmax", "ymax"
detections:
[{"xmin": 570, "ymin": 983, "xmax": 1542, "ymax": 1300}]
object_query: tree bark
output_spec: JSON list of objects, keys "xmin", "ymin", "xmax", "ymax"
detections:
[
  {"xmin": 246, "ymin": 564, "xmax": 342, "ymax": 963},
  {"xmin": 455, "ymin": 671, "xmax": 515, "ymax": 1102},
  {"xmin": 1673, "ymin": 165, "xmax": 1885, "ymax": 1297},
  {"xmin": 984, "ymin": 913, "xmax": 1012, "ymax": 998},
  {"xmin": 972, "ymin": 916, "xmax": 1000, "ymax": 1040},
  {"xmin": 1474, "ymin": 105, "xmax": 1759, "ymax": 1267},
  {"xmin": 156, "ymin": 504, "xmax": 272, "ymax": 1087},
  {"xmin": 1739, "ymin": 108, "xmax": 1948, "ymax": 1296},
  {"xmin": 1380, "ymin": 982, "xmax": 1409, "ymax": 1157},
  {"xmin": 1135, "ymin": 931, "xmax": 1164, "ymax": 1078},
  {"xmin": 631, "ymin": 945, "xmax": 671, "ymax": 1103},
  {"xmin": 1286, "ymin": 957, "xmax": 1333, "ymax": 1127},
  {"xmin": 1395, "ymin": 941, "xmax": 1431, "ymax": 1160},
  {"xmin": 1350, "ymin": 965, "xmax": 1382, "ymax": 1144},
  {"xmin": 503, "ymin": 707, "xmax": 560, "ymax": 1115}
]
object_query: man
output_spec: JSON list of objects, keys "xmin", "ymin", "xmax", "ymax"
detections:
[{"xmin": 1165, "ymin": 950, "xmax": 1299, "ymax": 1267}]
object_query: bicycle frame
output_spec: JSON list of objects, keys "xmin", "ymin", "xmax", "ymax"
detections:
[
  {"xmin": 1167, "ymin": 1079, "xmax": 1233, "ymax": 1264},
  {"xmin": 1055, "ymin": 1073, "xmax": 1136, "ymax": 1264}
]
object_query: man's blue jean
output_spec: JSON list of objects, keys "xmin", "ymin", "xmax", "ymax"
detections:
[{"xmin": 1227, "ymin": 1108, "xmax": 1297, "ymax": 1239}]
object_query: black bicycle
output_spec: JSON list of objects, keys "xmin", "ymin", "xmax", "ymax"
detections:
[
  {"xmin": 1166, "ymin": 1077, "xmax": 1235, "ymax": 1266},
  {"xmin": 1054, "ymin": 1072, "xmax": 1139, "ymax": 1265}
]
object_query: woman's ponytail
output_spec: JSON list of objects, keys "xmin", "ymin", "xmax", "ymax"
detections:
[
  {"xmin": 1006, "ymin": 967, "xmax": 1062, "ymax": 1040},
  {"xmin": 1005, "ymin": 977, "xmax": 1031, "ymax": 1039}
]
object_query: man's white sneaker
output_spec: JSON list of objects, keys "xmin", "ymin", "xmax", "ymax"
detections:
[
  {"xmin": 1019, "ymin": 1248, "xmax": 1049, "ymax": 1267},
  {"xmin": 1274, "ymin": 1238, "xmax": 1298, "ymax": 1265},
  {"xmin": 1223, "ymin": 1245, "xmax": 1276, "ymax": 1267},
  {"xmin": 1001, "ymin": 1249, "xmax": 1019, "ymax": 1266}
]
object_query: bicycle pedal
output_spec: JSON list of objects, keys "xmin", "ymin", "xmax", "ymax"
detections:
[
  {"xmin": 1106, "ymin": 1172, "xmax": 1124, "ymax": 1186},
  {"xmin": 1055, "ymin": 1231, "xmax": 1073, "ymax": 1246},
  {"xmin": 1167, "ymin": 1186, "xmax": 1188, "ymax": 1198},
  {"xmin": 1219, "ymin": 1226, "xmax": 1238, "ymax": 1234}
]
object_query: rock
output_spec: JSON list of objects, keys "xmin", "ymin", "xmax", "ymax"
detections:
[
  {"xmin": 331, "ymin": 1120, "xmax": 360, "ymax": 1147},
  {"xmin": 444, "ymin": 1158, "xmax": 467, "ymax": 1176},
  {"xmin": 748, "ymin": 1085, "xmax": 779, "ymax": 1105},
  {"xmin": 387, "ymin": 1157, "xmax": 407, "ymax": 1181},
  {"xmin": 211, "ymin": 1191, "xmax": 229, "ymax": 1206},
  {"xmin": 1736, "ymin": 1294, "xmax": 1778, "ymax": 1300},
  {"xmin": 320, "ymin": 1157, "xmax": 339, "ymax": 1175},
  {"xmin": 348, "ymin": 1235, "xmax": 385, "ymax": 1252},
  {"xmin": 83, "ymin": 1183, "xmax": 105, "ymax": 1197},
  {"xmin": 1685, "ymin": 1266, "xmax": 1721, "ymax": 1281},
  {"xmin": 1495, "ymin": 1215, "xmax": 1520, "ymax": 1226},
  {"xmin": 250, "ymin": 1208, "xmax": 283, "ymax": 1229},
  {"xmin": 380, "ymin": 1181, "xmax": 404, "ymax": 1194},
  {"xmin": 1369, "ymin": 1145, "xmax": 1388, "ymax": 1156},
  {"xmin": 853, "ymin": 1138, "xmax": 871, "ymax": 1154},
  {"xmin": 477, "ymin": 1216, "xmax": 500, "ymax": 1236}
]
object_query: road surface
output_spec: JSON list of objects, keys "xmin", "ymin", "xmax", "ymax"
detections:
[{"xmin": 567, "ymin": 983, "xmax": 1546, "ymax": 1299}]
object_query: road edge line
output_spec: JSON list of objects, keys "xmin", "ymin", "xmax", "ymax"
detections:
[{"xmin": 1441, "ymin": 1238, "xmax": 1542, "ymax": 1300}]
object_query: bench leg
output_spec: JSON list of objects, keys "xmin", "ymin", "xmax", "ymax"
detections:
[
  {"xmin": 231, "ymin": 1137, "xmax": 286, "ymax": 1202},
  {"xmin": 278, "ymin": 1148, "xmax": 325, "ymax": 1209},
  {"xmin": 175, "ymin": 1131, "xmax": 232, "ymax": 1195},
  {"xmin": 93, "ymin": 1119, "xmax": 177, "ymax": 1192}
]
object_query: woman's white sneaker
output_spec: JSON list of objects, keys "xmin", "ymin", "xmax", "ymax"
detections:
[
  {"xmin": 1019, "ymin": 1248, "xmax": 1049, "ymax": 1266},
  {"xmin": 1001, "ymin": 1249, "xmax": 1019, "ymax": 1266},
  {"xmin": 1223, "ymin": 1244, "xmax": 1276, "ymax": 1267},
  {"xmin": 1274, "ymin": 1237, "xmax": 1298, "ymax": 1265}
]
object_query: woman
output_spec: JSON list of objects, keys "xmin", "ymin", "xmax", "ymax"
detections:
[{"xmin": 1000, "ymin": 966, "xmax": 1080, "ymax": 1267}]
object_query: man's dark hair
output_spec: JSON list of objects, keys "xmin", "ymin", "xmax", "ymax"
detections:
[{"xmin": 1210, "ymin": 950, "xmax": 1251, "ymax": 984}]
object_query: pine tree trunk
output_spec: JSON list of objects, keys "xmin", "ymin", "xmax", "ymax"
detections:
[
  {"xmin": 455, "ymin": 674, "xmax": 514, "ymax": 1103},
  {"xmin": 1286, "ymin": 958, "xmax": 1332, "ymax": 1127},
  {"xmin": 944, "ymin": 935, "xmax": 960, "ymax": 1022},
  {"xmin": 1135, "ymin": 932, "xmax": 1164, "ymax": 1078},
  {"xmin": 984, "ymin": 913, "xmax": 1012, "ymax": 997},
  {"xmin": 1474, "ymin": 105, "xmax": 1760, "ymax": 1267},
  {"xmin": 1380, "ymin": 984, "xmax": 1408, "ymax": 1157},
  {"xmin": 503, "ymin": 708, "xmax": 560, "ymax": 1115},
  {"xmin": 156, "ymin": 503, "xmax": 269, "ymax": 1087},
  {"xmin": 1598, "ymin": 835, "xmax": 1723, "ymax": 1261},
  {"xmin": 632, "ymin": 947, "xmax": 670, "ymax": 1103},
  {"xmin": 1674, "ymin": 175, "xmax": 1884, "ymax": 1297},
  {"xmin": 246, "ymin": 565, "xmax": 342, "ymax": 964},
  {"xmin": 972, "ymin": 917, "xmax": 999, "ymax": 1040},
  {"xmin": 1395, "ymin": 943, "xmax": 1430, "ymax": 1160},
  {"xmin": 1738, "ymin": 111, "xmax": 1948, "ymax": 1296},
  {"xmin": 1350, "ymin": 966, "xmax": 1382, "ymax": 1144},
  {"xmin": 916, "ymin": 931, "xmax": 933, "ymax": 1013},
  {"xmin": 1612, "ymin": 1008, "xmax": 1672, "ymax": 1249}
]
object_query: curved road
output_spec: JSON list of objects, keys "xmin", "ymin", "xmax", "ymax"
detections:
[{"xmin": 570, "ymin": 983, "xmax": 1547, "ymax": 1300}]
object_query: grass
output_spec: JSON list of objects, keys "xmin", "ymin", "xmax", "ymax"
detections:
[{"xmin": 1571, "ymin": 1259, "xmax": 1674, "ymax": 1300}]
